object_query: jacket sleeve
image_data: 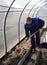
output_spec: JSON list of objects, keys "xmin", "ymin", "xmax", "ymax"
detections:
[
  {"xmin": 38, "ymin": 18, "xmax": 45, "ymax": 29},
  {"xmin": 24, "ymin": 24, "xmax": 29, "ymax": 38}
]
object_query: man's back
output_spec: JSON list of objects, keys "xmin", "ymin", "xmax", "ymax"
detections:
[{"xmin": 24, "ymin": 17, "xmax": 44, "ymax": 37}]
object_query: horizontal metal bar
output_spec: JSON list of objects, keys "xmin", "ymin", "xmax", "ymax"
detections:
[
  {"xmin": 0, "ymin": 11, "xmax": 22, "ymax": 13},
  {"xmin": 0, "ymin": 5, "xmax": 30, "ymax": 10}
]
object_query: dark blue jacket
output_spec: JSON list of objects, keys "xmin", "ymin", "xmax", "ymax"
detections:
[{"xmin": 24, "ymin": 18, "xmax": 45, "ymax": 38}]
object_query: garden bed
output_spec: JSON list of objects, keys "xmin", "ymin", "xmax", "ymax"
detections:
[{"xmin": 2, "ymin": 39, "xmax": 31, "ymax": 65}]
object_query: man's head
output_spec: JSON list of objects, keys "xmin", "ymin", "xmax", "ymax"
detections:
[{"xmin": 26, "ymin": 17, "xmax": 32, "ymax": 24}]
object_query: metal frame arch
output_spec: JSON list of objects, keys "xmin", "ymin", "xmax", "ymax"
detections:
[
  {"xmin": 28, "ymin": 0, "xmax": 41, "ymax": 17},
  {"xmin": 36, "ymin": 2, "xmax": 47, "ymax": 17},
  {"xmin": 29, "ymin": 1, "xmax": 43, "ymax": 17},
  {"xmin": 4, "ymin": 0, "xmax": 16, "ymax": 54},
  {"xmin": 18, "ymin": 0, "xmax": 32, "ymax": 42},
  {"xmin": 32, "ymin": 1, "xmax": 45, "ymax": 17},
  {"xmin": 32, "ymin": 2, "xmax": 46, "ymax": 17}
]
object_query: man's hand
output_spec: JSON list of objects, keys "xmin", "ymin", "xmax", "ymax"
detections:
[{"xmin": 25, "ymin": 38, "xmax": 29, "ymax": 41}]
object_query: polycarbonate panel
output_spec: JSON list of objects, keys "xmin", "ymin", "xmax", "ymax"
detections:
[
  {"xmin": 20, "ymin": 10, "xmax": 30, "ymax": 40},
  {"xmin": 36, "ymin": 3, "xmax": 47, "ymax": 28},
  {"xmin": 29, "ymin": 0, "xmax": 45, "ymax": 17},
  {"xmin": 0, "ymin": 6, "xmax": 7, "ymax": 58},
  {"xmin": 33, "ymin": 2, "xmax": 47, "ymax": 17},
  {"xmin": 6, "ymin": 8, "xmax": 21, "ymax": 52},
  {"xmin": 20, "ymin": 13, "xmax": 28, "ymax": 40},
  {"xmin": 12, "ymin": 0, "xmax": 30, "ymax": 8},
  {"xmin": 0, "ymin": 0, "xmax": 13, "ymax": 6},
  {"xmin": 25, "ymin": 0, "xmax": 40, "ymax": 9}
]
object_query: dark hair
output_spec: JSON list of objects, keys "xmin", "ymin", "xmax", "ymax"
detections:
[{"xmin": 26, "ymin": 17, "xmax": 32, "ymax": 21}]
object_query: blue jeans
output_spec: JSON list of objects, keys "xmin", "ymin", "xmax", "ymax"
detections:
[{"xmin": 31, "ymin": 31, "xmax": 40, "ymax": 49}]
